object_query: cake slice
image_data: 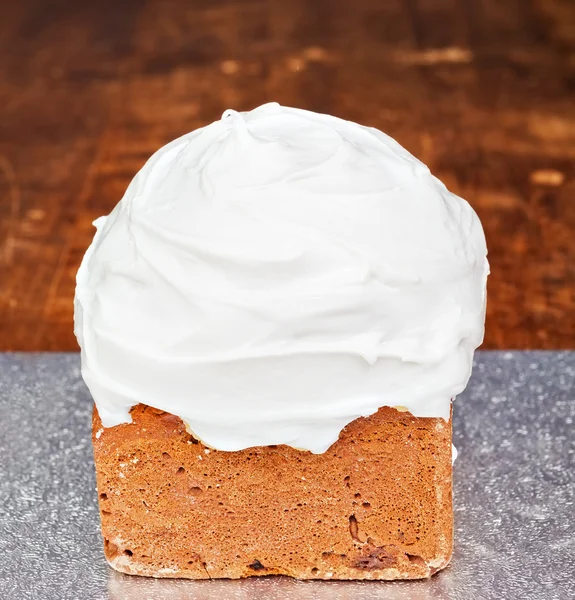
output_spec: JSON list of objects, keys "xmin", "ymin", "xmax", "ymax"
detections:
[
  {"xmin": 93, "ymin": 404, "xmax": 452, "ymax": 580},
  {"xmin": 77, "ymin": 103, "xmax": 488, "ymax": 580}
]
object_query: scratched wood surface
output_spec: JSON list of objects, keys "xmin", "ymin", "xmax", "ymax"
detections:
[{"xmin": 0, "ymin": 0, "xmax": 574, "ymax": 351}]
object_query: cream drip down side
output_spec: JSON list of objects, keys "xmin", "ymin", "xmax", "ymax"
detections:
[{"xmin": 74, "ymin": 103, "xmax": 489, "ymax": 453}]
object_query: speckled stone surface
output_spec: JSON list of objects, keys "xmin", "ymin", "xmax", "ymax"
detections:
[{"xmin": 0, "ymin": 352, "xmax": 573, "ymax": 600}]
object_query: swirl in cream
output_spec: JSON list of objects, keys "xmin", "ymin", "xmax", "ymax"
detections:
[{"xmin": 75, "ymin": 103, "xmax": 488, "ymax": 453}]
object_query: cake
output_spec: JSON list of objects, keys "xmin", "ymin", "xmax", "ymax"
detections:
[{"xmin": 76, "ymin": 103, "xmax": 488, "ymax": 580}]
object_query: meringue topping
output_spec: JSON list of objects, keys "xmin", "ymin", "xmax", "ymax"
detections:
[{"xmin": 75, "ymin": 103, "xmax": 488, "ymax": 453}]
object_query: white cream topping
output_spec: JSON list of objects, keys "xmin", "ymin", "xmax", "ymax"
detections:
[{"xmin": 74, "ymin": 103, "xmax": 488, "ymax": 453}]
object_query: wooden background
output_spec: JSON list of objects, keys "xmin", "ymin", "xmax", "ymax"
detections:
[{"xmin": 0, "ymin": 0, "xmax": 574, "ymax": 351}]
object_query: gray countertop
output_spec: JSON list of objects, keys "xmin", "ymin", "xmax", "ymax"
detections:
[{"xmin": 0, "ymin": 352, "xmax": 574, "ymax": 600}]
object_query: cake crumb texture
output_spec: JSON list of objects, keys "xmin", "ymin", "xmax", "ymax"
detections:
[{"xmin": 93, "ymin": 404, "xmax": 452, "ymax": 580}]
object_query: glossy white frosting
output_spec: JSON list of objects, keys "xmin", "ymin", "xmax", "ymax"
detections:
[{"xmin": 75, "ymin": 103, "xmax": 488, "ymax": 453}]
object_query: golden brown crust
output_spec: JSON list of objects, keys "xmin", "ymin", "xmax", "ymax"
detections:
[{"xmin": 92, "ymin": 404, "xmax": 452, "ymax": 580}]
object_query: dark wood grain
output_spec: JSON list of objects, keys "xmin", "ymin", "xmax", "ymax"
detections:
[{"xmin": 1, "ymin": 0, "xmax": 574, "ymax": 351}]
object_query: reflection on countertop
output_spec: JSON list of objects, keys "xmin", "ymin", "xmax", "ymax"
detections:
[{"xmin": 107, "ymin": 569, "xmax": 453, "ymax": 600}]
